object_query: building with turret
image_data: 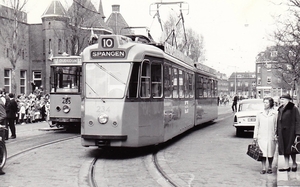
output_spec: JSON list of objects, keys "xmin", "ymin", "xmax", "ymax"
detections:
[{"xmin": 0, "ymin": 0, "xmax": 131, "ymax": 95}]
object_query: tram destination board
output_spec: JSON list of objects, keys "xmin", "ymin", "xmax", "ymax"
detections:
[{"xmin": 91, "ymin": 50, "xmax": 126, "ymax": 59}]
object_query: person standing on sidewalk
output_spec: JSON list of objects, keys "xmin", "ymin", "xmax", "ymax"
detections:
[
  {"xmin": 277, "ymin": 94, "xmax": 300, "ymax": 172},
  {"xmin": 231, "ymin": 93, "xmax": 239, "ymax": 112},
  {"xmin": 6, "ymin": 93, "xmax": 18, "ymax": 139},
  {"xmin": 253, "ymin": 97, "xmax": 277, "ymax": 174}
]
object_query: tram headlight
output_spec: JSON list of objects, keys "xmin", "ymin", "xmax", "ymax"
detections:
[
  {"xmin": 98, "ymin": 114, "xmax": 109, "ymax": 124},
  {"xmin": 63, "ymin": 105, "xmax": 71, "ymax": 113}
]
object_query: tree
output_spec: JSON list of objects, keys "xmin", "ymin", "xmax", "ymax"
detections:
[
  {"xmin": 67, "ymin": 0, "xmax": 107, "ymax": 55},
  {"xmin": 270, "ymin": 0, "xmax": 300, "ymax": 105},
  {"xmin": 162, "ymin": 14, "xmax": 205, "ymax": 63},
  {"xmin": 0, "ymin": 0, "xmax": 28, "ymax": 93}
]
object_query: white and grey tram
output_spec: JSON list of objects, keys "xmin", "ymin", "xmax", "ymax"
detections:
[{"xmin": 81, "ymin": 34, "xmax": 218, "ymax": 148}]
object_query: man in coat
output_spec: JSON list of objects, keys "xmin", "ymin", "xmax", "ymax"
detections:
[
  {"xmin": 277, "ymin": 94, "xmax": 300, "ymax": 172},
  {"xmin": 0, "ymin": 90, "xmax": 6, "ymax": 175},
  {"xmin": 6, "ymin": 93, "xmax": 18, "ymax": 139}
]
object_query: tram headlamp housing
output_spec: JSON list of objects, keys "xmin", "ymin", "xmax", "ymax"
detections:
[
  {"xmin": 63, "ymin": 105, "xmax": 71, "ymax": 113},
  {"xmin": 98, "ymin": 114, "xmax": 109, "ymax": 124}
]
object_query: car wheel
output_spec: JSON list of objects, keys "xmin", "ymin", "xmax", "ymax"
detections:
[{"xmin": 236, "ymin": 128, "xmax": 243, "ymax": 137}]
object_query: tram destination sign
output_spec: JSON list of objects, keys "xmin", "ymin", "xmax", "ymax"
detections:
[{"xmin": 91, "ymin": 50, "xmax": 126, "ymax": 59}]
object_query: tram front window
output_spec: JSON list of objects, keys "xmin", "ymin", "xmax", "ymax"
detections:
[
  {"xmin": 85, "ymin": 63, "xmax": 130, "ymax": 98},
  {"xmin": 50, "ymin": 66, "xmax": 82, "ymax": 93}
]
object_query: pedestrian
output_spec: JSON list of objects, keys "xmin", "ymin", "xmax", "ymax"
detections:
[
  {"xmin": 0, "ymin": 89, "xmax": 8, "ymax": 140},
  {"xmin": 276, "ymin": 93, "xmax": 300, "ymax": 172},
  {"xmin": 232, "ymin": 93, "xmax": 239, "ymax": 112},
  {"xmin": 6, "ymin": 93, "xmax": 18, "ymax": 139},
  {"xmin": 0, "ymin": 90, "xmax": 6, "ymax": 175},
  {"xmin": 253, "ymin": 97, "xmax": 277, "ymax": 174}
]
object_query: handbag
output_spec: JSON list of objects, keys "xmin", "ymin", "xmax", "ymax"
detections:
[
  {"xmin": 247, "ymin": 141, "xmax": 263, "ymax": 161},
  {"xmin": 291, "ymin": 136, "xmax": 300, "ymax": 154}
]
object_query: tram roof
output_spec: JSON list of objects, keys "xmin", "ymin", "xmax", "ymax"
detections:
[{"xmin": 82, "ymin": 34, "xmax": 217, "ymax": 77}]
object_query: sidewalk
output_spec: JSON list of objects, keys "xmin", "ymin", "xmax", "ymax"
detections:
[
  {"xmin": 277, "ymin": 155, "xmax": 300, "ymax": 186},
  {"xmin": 5, "ymin": 121, "xmax": 63, "ymax": 142}
]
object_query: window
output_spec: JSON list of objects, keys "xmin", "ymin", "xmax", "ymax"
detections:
[
  {"xmin": 20, "ymin": 70, "xmax": 26, "ymax": 94},
  {"xmin": 58, "ymin": 39, "xmax": 62, "ymax": 54},
  {"xmin": 49, "ymin": 39, "xmax": 52, "ymax": 54},
  {"xmin": 188, "ymin": 73, "xmax": 194, "ymax": 98},
  {"xmin": 140, "ymin": 60, "xmax": 150, "ymax": 98},
  {"xmin": 4, "ymin": 69, "xmax": 11, "ymax": 93},
  {"xmin": 195, "ymin": 75, "xmax": 203, "ymax": 98},
  {"xmin": 32, "ymin": 71, "xmax": 42, "ymax": 90},
  {"xmin": 257, "ymin": 66, "xmax": 261, "ymax": 73},
  {"xmin": 267, "ymin": 77, "xmax": 271, "ymax": 84},
  {"xmin": 164, "ymin": 65, "xmax": 172, "ymax": 98},
  {"xmin": 172, "ymin": 68, "xmax": 178, "ymax": 98},
  {"xmin": 257, "ymin": 77, "xmax": 261, "ymax": 85},
  {"xmin": 203, "ymin": 78, "xmax": 208, "ymax": 97},
  {"xmin": 151, "ymin": 62, "xmax": 162, "ymax": 98},
  {"xmin": 66, "ymin": 40, "xmax": 69, "ymax": 54},
  {"xmin": 178, "ymin": 69, "xmax": 184, "ymax": 98}
]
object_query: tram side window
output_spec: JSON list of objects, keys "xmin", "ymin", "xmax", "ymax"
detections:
[
  {"xmin": 127, "ymin": 63, "xmax": 140, "ymax": 98},
  {"xmin": 179, "ymin": 70, "xmax": 184, "ymax": 98},
  {"xmin": 184, "ymin": 72, "xmax": 189, "ymax": 98},
  {"xmin": 196, "ymin": 75, "xmax": 203, "ymax": 98},
  {"xmin": 203, "ymin": 78, "xmax": 208, "ymax": 97},
  {"xmin": 207, "ymin": 79, "xmax": 212, "ymax": 97},
  {"xmin": 164, "ymin": 65, "xmax": 172, "ymax": 98},
  {"xmin": 140, "ymin": 60, "xmax": 151, "ymax": 98},
  {"xmin": 151, "ymin": 63, "xmax": 162, "ymax": 98},
  {"xmin": 188, "ymin": 73, "xmax": 194, "ymax": 98},
  {"xmin": 172, "ymin": 68, "xmax": 178, "ymax": 98},
  {"xmin": 213, "ymin": 80, "xmax": 218, "ymax": 97}
]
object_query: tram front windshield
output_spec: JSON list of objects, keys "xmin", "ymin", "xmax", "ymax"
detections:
[
  {"xmin": 50, "ymin": 66, "xmax": 82, "ymax": 93},
  {"xmin": 85, "ymin": 63, "xmax": 130, "ymax": 98}
]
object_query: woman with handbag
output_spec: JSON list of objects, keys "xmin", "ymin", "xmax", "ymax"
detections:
[
  {"xmin": 253, "ymin": 97, "xmax": 277, "ymax": 174},
  {"xmin": 276, "ymin": 94, "xmax": 300, "ymax": 172}
]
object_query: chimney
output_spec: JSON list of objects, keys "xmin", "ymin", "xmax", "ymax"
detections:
[{"xmin": 112, "ymin": 5, "xmax": 120, "ymax": 13}]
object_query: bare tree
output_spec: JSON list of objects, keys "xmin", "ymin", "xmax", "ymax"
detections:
[
  {"xmin": 270, "ymin": 0, "xmax": 300, "ymax": 104},
  {"xmin": 163, "ymin": 14, "xmax": 205, "ymax": 63},
  {"xmin": 67, "ymin": 0, "xmax": 107, "ymax": 55},
  {"xmin": 0, "ymin": 0, "xmax": 28, "ymax": 93}
]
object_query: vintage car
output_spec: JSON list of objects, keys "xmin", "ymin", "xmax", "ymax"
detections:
[
  {"xmin": 233, "ymin": 99, "xmax": 264, "ymax": 137},
  {"xmin": 0, "ymin": 126, "xmax": 7, "ymax": 172}
]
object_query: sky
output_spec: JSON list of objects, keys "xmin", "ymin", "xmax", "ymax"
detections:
[{"xmin": 22, "ymin": 0, "xmax": 289, "ymax": 76}]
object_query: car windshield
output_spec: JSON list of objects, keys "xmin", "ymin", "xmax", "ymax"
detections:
[{"xmin": 239, "ymin": 102, "xmax": 264, "ymax": 111}]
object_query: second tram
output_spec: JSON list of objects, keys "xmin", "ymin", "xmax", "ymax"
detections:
[
  {"xmin": 49, "ymin": 55, "xmax": 82, "ymax": 130},
  {"xmin": 81, "ymin": 34, "xmax": 218, "ymax": 148}
]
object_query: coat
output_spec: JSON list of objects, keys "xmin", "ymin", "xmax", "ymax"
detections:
[
  {"xmin": 0, "ymin": 99, "xmax": 6, "ymax": 124},
  {"xmin": 253, "ymin": 109, "xmax": 277, "ymax": 157},
  {"xmin": 6, "ymin": 98, "xmax": 18, "ymax": 119},
  {"xmin": 277, "ymin": 102, "xmax": 300, "ymax": 155}
]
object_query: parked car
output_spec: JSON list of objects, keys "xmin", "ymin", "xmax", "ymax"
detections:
[{"xmin": 233, "ymin": 99, "xmax": 264, "ymax": 137}]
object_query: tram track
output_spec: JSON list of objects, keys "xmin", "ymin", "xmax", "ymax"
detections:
[
  {"xmin": 88, "ymin": 149, "xmax": 182, "ymax": 187},
  {"xmin": 7, "ymin": 135, "xmax": 80, "ymax": 160}
]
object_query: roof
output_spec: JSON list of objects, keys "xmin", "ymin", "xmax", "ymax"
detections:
[
  {"xmin": 106, "ymin": 5, "xmax": 130, "ymax": 35},
  {"xmin": 42, "ymin": 0, "xmax": 68, "ymax": 19}
]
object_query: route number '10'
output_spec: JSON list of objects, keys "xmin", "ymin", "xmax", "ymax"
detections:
[{"xmin": 102, "ymin": 38, "xmax": 114, "ymax": 48}]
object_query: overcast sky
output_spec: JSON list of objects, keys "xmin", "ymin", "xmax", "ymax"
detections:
[{"xmin": 23, "ymin": 0, "xmax": 288, "ymax": 76}]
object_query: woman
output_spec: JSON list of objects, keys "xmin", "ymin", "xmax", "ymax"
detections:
[
  {"xmin": 253, "ymin": 97, "xmax": 277, "ymax": 174},
  {"xmin": 277, "ymin": 94, "xmax": 300, "ymax": 172}
]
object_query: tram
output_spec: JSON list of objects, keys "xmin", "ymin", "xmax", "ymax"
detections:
[
  {"xmin": 49, "ymin": 55, "xmax": 82, "ymax": 130},
  {"xmin": 80, "ymin": 34, "xmax": 218, "ymax": 148}
]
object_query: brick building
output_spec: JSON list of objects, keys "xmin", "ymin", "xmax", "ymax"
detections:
[
  {"xmin": 228, "ymin": 72, "xmax": 256, "ymax": 98},
  {"xmin": 0, "ymin": 0, "xmax": 129, "ymax": 95}
]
